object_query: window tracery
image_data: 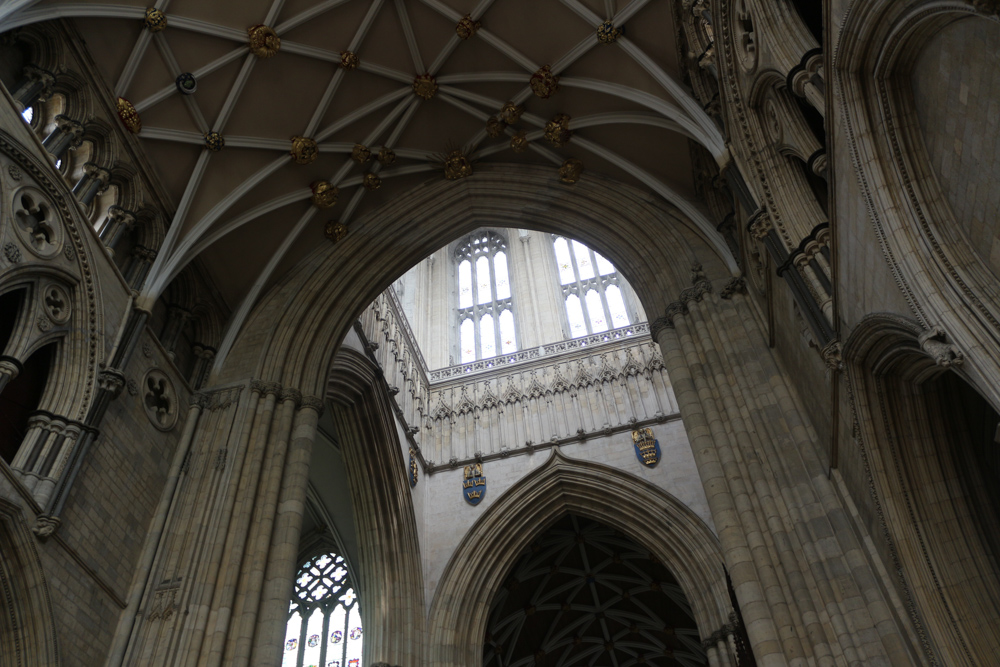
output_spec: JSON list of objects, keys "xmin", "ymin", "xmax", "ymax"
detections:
[
  {"xmin": 282, "ymin": 551, "xmax": 362, "ymax": 667},
  {"xmin": 552, "ymin": 236, "xmax": 630, "ymax": 337},
  {"xmin": 456, "ymin": 231, "xmax": 517, "ymax": 363}
]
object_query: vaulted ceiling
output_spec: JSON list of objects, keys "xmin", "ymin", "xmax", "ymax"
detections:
[{"xmin": 6, "ymin": 0, "xmax": 725, "ymax": 346}]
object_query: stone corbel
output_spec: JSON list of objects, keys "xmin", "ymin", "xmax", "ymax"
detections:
[
  {"xmin": 918, "ymin": 326, "xmax": 964, "ymax": 368},
  {"xmin": 720, "ymin": 276, "xmax": 747, "ymax": 299},
  {"xmin": 821, "ymin": 339, "xmax": 843, "ymax": 371},
  {"xmin": 31, "ymin": 514, "xmax": 61, "ymax": 540},
  {"xmin": 747, "ymin": 205, "xmax": 772, "ymax": 240},
  {"xmin": 98, "ymin": 367, "xmax": 127, "ymax": 399}
]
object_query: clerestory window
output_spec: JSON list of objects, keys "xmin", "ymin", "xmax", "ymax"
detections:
[
  {"xmin": 282, "ymin": 550, "xmax": 363, "ymax": 667},
  {"xmin": 552, "ymin": 236, "xmax": 630, "ymax": 337},
  {"xmin": 457, "ymin": 231, "xmax": 517, "ymax": 363}
]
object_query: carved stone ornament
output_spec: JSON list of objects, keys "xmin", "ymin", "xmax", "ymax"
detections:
[
  {"xmin": 444, "ymin": 150, "xmax": 473, "ymax": 179},
  {"xmin": 8, "ymin": 164, "xmax": 22, "ymax": 180},
  {"xmin": 821, "ymin": 339, "xmax": 843, "ymax": 372},
  {"xmin": 63, "ymin": 244, "xmax": 75, "ymax": 261},
  {"xmin": 972, "ymin": 0, "xmax": 1000, "ymax": 15},
  {"xmin": 456, "ymin": 14, "xmax": 481, "ymax": 39},
  {"xmin": 363, "ymin": 172, "xmax": 382, "ymax": 191},
  {"xmin": 3, "ymin": 242, "xmax": 21, "ymax": 264},
  {"xmin": 310, "ymin": 180, "xmax": 339, "ymax": 208},
  {"xmin": 559, "ymin": 157, "xmax": 583, "ymax": 184},
  {"xmin": 918, "ymin": 326, "xmax": 964, "ymax": 367},
  {"xmin": 248, "ymin": 24, "xmax": 281, "ymax": 58},
  {"xmin": 340, "ymin": 50, "xmax": 359, "ymax": 70},
  {"xmin": 530, "ymin": 65, "xmax": 559, "ymax": 99},
  {"xmin": 143, "ymin": 369, "xmax": 178, "ymax": 431},
  {"xmin": 544, "ymin": 113, "xmax": 572, "ymax": 147},
  {"xmin": 596, "ymin": 20, "xmax": 622, "ymax": 44},
  {"xmin": 175, "ymin": 72, "xmax": 197, "ymax": 95},
  {"xmin": 500, "ymin": 101, "xmax": 524, "ymax": 125},
  {"xmin": 377, "ymin": 146, "xmax": 396, "ymax": 166},
  {"xmin": 289, "ymin": 136, "xmax": 318, "ymax": 164},
  {"xmin": 719, "ymin": 276, "xmax": 746, "ymax": 299},
  {"xmin": 747, "ymin": 206, "xmax": 771, "ymax": 239},
  {"xmin": 42, "ymin": 283, "xmax": 71, "ymax": 324},
  {"xmin": 413, "ymin": 73, "xmax": 438, "ymax": 100},
  {"xmin": 115, "ymin": 97, "xmax": 142, "ymax": 134},
  {"xmin": 510, "ymin": 130, "xmax": 529, "ymax": 153},
  {"xmin": 127, "ymin": 378, "xmax": 139, "ymax": 396},
  {"xmin": 13, "ymin": 187, "xmax": 62, "ymax": 258},
  {"xmin": 352, "ymin": 143, "xmax": 371, "ymax": 164},
  {"xmin": 486, "ymin": 116, "xmax": 504, "ymax": 138},
  {"xmin": 144, "ymin": 7, "xmax": 167, "ymax": 32},
  {"xmin": 37, "ymin": 315, "xmax": 52, "ymax": 332},
  {"xmin": 204, "ymin": 131, "xmax": 225, "ymax": 152},
  {"xmin": 409, "ymin": 448, "xmax": 419, "ymax": 487},
  {"xmin": 325, "ymin": 221, "xmax": 348, "ymax": 242},
  {"xmin": 32, "ymin": 515, "xmax": 61, "ymax": 539}
]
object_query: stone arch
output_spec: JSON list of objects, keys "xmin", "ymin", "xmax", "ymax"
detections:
[
  {"xmin": 426, "ymin": 449, "xmax": 734, "ymax": 667},
  {"xmin": 836, "ymin": 0, "xmax": 1000, "ymax": 388},
  {"xmin": 325, "ymin": 348, "xmax": 424, "ymax": 667},
  {"xmin": 219, "ymin": 165, "xmax": 736, "ymax": 394},
  {"xmin": 844, "ymin": 312, "xmax": 1000, "ymax": 665},
  {"xmin": 0, "ymin": 498, "xmax": 59, "ymax": 666}
]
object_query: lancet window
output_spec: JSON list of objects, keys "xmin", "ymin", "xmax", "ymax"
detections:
[
  {"xmin": 456, "ymin": 231, "xmax": 517, "ymax": 363},
  {"xmin": 551, "ymin": 236, "xmax": 630, "ymax": 337},
  {"xmin": 282, "ymin": 551, "xmax": 363, "ymax": 667}
]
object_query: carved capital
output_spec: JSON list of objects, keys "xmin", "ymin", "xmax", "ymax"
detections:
[
  {"xmin": 189, "ymin": 393, "xmax": 211, "ymax": 409},
  {"xmin": 107, "ymin": 205, "xmax": 137, "ymax": 229},
  {"xmin": 98, "ymin": 367, "xmax": 127, "ymax": 398},
  {"xmin": 664, "ymin": 301, "xmax": 688, "ymax": 325},
  {"xmin": 279, "ymin": 387, "xmax": 303, "ymax": 406},
  {"xmin": 679, "ymin": 279, "xmax": 712, "ymax": 305},
  {"xmin": 650, "ymin": 316, "xmax": 673, "ymax": 341},
  {"xmin": 300, "ymin": 395, "xmax": 325, "ymax": 416},
  {"xmin": 251, "ymin": 380, "xmax": 282, "ymax": 396},
  {"xmin": 918, "ymin": 326, "xmax": 964, "ymax": 368}
]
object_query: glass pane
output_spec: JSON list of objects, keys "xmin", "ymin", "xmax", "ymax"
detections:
[
  {"xmin": 344, "ymin": 605, "xmax": 363, "ymax": 667},
  {"xmin": 553, "ymin": 237, "xmax": 575, "ymax": 285},
  {"xmin": 476, "ymin": 256, "xmax": 492, "ymax": 304},
  {"xmin": 585, "ymin": 289, "xmax": 608, "ymax": 333},
  {"xmin": 595, "ymin": 250, "xmax": 615, "ymax": 276},
  {"xmin": 302, "ymin": 606, "xmax": 324, "ymax": 666},
  {"xmin": 494, "ymin": 252, "xmax": 510, "ymax": 299},
  {"xmin": 480, "ymin": 314, "xmax": 496, "ymax": 359},
  {"xmin": 606, "ymin": 285, "xmax": 630, "ymax": 328},
  {"xmin": 572, "ymin": 240, "xmax": 595, "ymax": 280},
  {"xmin": 565, "ymin": 294, "xmax": 587, "ymax": 338},
  {"xmin": 21, "ymin": 107, "xmax": 33, "ymax": 124},
  {"xmin": 282, "ymin": 612, "xmax": 302, "ymax": 667},
  {"xmin": 329, "ymin": 604, "xmax": 346, "ymax": 665},
  {"xmin": 459, "ymin": 260, "xmax": 472, "ymax": 309},
  {"xmin": 460, "ymin": 318, "xmax": 475, "ymax": 363},
  {"xmin": 499, "ymin": 309, "xmax": 516, "ymax": 353}
]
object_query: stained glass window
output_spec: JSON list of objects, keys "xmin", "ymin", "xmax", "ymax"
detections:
[
  {"xmin": 283, "ymin": 551, "xmax": 362, "ymax": 667},
  {"xmin": 20, "ymin": 106, "xmax": 34, "ymax": 125},
  {"xmin": 455, "ymin": 231, "xmax": 517, "ymax": 362},
  {"xmin": 551, "ymin": 236, "xmax": 631, "ymax": 337}
]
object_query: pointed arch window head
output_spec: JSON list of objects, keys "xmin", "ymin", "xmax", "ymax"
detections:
[
  {"xmin": 282, "ymin": 551, "xmax": 362, "ymax": 667},
  {"xmin": 456, "ymin": 231, "xmax": 517, "ymax": 363},
  {"xmin": 551, "ymin": 236, "xmax": 631, "ymax": 338}
]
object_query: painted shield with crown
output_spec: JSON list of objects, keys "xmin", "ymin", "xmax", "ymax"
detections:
[
  {"xmin": 632, "ymin": 428, "xmax": 660, "ymax": 467},
  {"xmin": 462, "ymin": 462, "xmax": 487, "ymax": 505}
]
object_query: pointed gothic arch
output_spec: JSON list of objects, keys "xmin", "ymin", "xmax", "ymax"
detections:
[{"xmin": 426, "ymin": 449, "xmax": 735, "ymax": 667}]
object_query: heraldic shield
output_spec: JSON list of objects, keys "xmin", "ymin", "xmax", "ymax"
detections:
[
  {"xmin": 408, "ymin": 448, "xmax": 418, "ymax": 488},
  {"xmin": 632, "ymin": 427, "xmax": 660, "ymax": 467},
  {"xmin": 462, "ymin": 462, "xmax": 487, "ymax": 505}
]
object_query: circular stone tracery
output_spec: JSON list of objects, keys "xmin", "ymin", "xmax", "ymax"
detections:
[{"xmin": 483, "ymin": 515, "xmax": 705, "ymax": 667}]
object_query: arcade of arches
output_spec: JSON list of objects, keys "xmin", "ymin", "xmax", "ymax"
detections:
[{"xmin": 0, "ymin": 0, "xmax": 999, "ymax": 666}]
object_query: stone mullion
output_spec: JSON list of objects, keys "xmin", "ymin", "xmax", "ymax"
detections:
[
  {"xmin": 689, "ymin": 295, "xmax": 837, "ymax": 666},
  {"xmin": 655, "ymin": 319, "xmax": 785, "ymax": 666},
  {"xmin": 251, "ymin": 397, "xmax": 323, "ymax": 666},
  {"xmin": 12, "ymin": 65, "xmax": 55, "ymax": 110},
  {"xmin": 227, "ymin": 390, "xmax": 299, "ymax": 667},
  {"xmin": 201, "ymin": 385, "xmax": 278, "ymax": 667},
  {"xmin": 677, "ymin": 301, "xmax": 810, "ymax": 667},
  {"xmin": 725, "ymin": 298, "xmax": 906, "ymax": 660}
]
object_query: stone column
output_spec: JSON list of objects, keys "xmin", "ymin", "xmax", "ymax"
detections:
[
  {"xmin": 250, "ymin": 395, "xmax": 323, "ymax": 666},
  {"xmin": 160, "ymin": 305, "xmax": 193, "ymax": 361},
  {"xmin": 125, "ymin": 246, "xmax": 157, "ymax": 290},
  {"xmin": 189, "ymin": 344, "xmax": 216, "ymax": 390},
  {"xmin": 100, "ymin": 205, "xmax": 137, "ymax": 256},
  {"xmin": 41, "ymin": 114, "xmax": 84, "ymax": 161},
  {"xmin": 72, "ymin": 162, "xmax": 111, "ymax": 206},
  {"xmin": 12, "ymin": 65, "xmax": 56, "ymax": 111},
  {"xmin": 0, "ymin": 356, "xmax": 21, "ymax": 394}
]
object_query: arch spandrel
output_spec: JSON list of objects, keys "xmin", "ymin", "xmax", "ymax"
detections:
[
  {"xmin": 426, "ymin": 448, "xmax": 732, "ymax": 667},
  {"xmin": 218, "ymin": 165, "xmax": 735, "ymax": 393}
]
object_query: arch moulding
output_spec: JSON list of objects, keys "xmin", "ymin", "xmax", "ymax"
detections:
[{"xmin": 426, "ymin": 449, "xmax": 732, "ymax": 667}]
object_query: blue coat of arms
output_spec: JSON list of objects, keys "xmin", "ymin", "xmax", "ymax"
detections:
[
  {"xmin": 408, "ymin": 448, "xmax": 418, "ymax": 488},
  {"xmin": 462, "ymin": 463, "xmax": 486, "ymax": 505},
  {"xmin": 632, "ymin": 428, "xmax": 660, "ymax": 467}
]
